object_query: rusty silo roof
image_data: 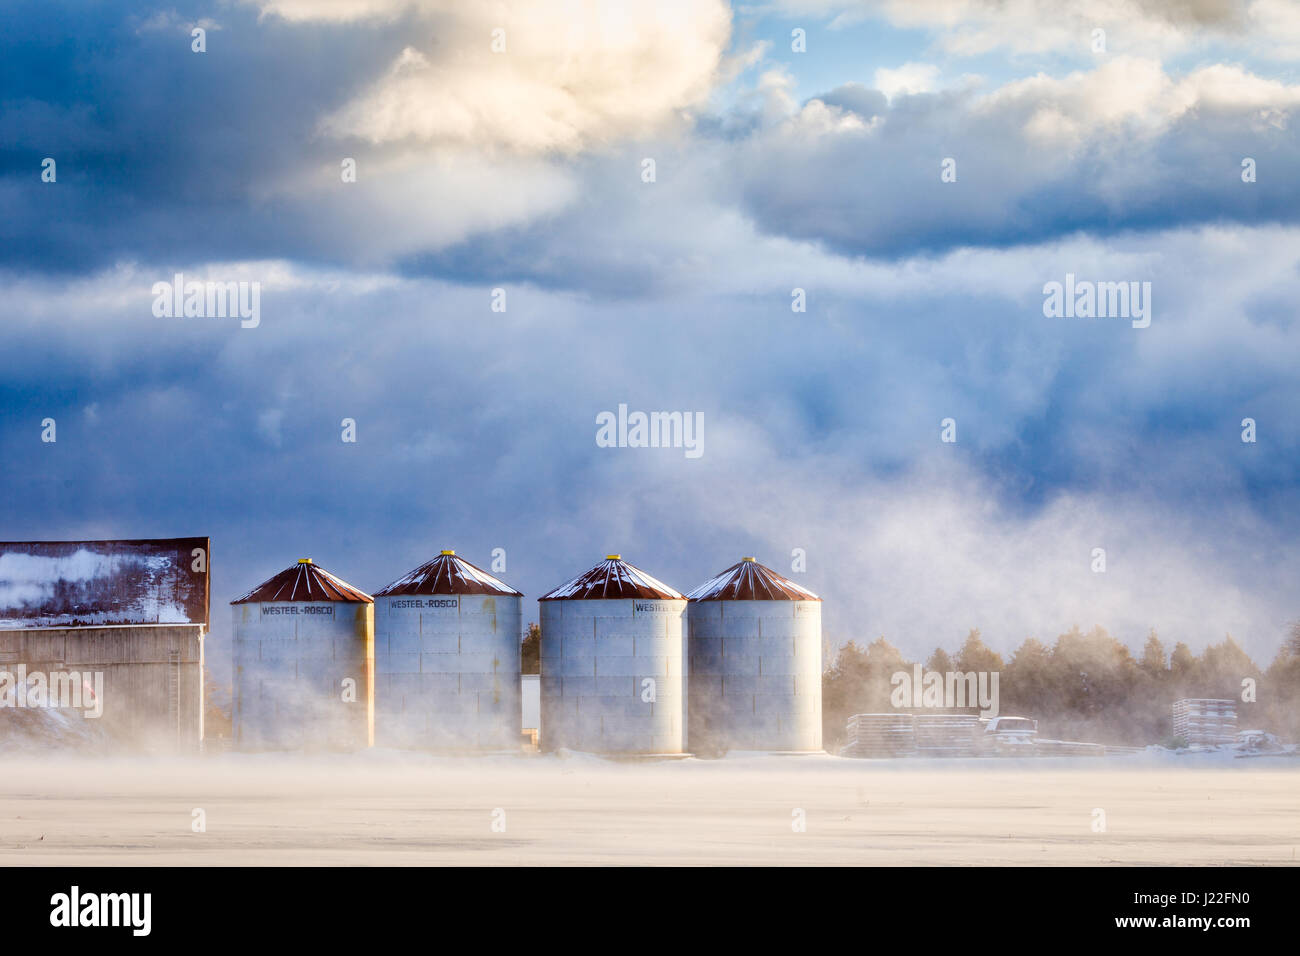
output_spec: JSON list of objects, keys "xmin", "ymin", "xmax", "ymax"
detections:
[
  {"xmin": 539, "ymin": 555, "xmax": 684, "ymax": 601},
  {"xmin": 685, "ymin": 557, "xmax": 821, "ymax": 602},
  {"xmin": 231, "ymin": 559, "xmax": 373, "ymax": 604},
  {"xmin": 374, "ymin": 550, "xmax": 522, "ymax": 597}
]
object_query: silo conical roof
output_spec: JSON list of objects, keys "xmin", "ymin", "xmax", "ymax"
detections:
[
  {"xmin": 686, "ymin": 557, "xmax": 821, "ymax": 602},
  {"xmin": 231, "ymin": 559, "xmax": 373, "ymax": 604},
  {"xmin": 539, "ymin": 555, "xmax": 683, "ymax": 601},
  {"xmin": 374, "ymin": 550, "xmax": 522, "ymax": 597}
]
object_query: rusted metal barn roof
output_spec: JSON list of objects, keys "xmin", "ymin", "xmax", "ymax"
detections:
[
  {"xmin": 374, "ymin": 550, "xmax": 522, "ymax": 597},
  {"xmin": 686, "ymin": 557, "xmax": 821, "ymax": 602},
  {"xmin": 0, "ymin": 537, "xmax": 210, "ymax": 629},
  {"xmin": 231, "ymin": 559, "xmax": 372, "ymax": 604},
  {"xmin": 539, "ymin": 555, "xmax": 684, "ymax": 601}
]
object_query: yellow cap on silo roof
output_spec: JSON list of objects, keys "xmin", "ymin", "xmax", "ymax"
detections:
[
  {"xmin": 441, "ymin": 550, "xmax": 455, "ymax": 555},
  {"xmin": 606, "ymin": 554, "xmax": 621, "ymax": 560},
  {"xmin": 742, "ymin": 556, "xmax": 757, "ymax": 562},
  {"xmin": 298, "ymin": 558, "xmax": 313, "ymax": 564}
]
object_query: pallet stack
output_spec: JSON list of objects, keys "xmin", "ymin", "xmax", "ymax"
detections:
[
  {"xmin": 913, "ymin": 714, "xmax": 981, "ymax": 756},
  {"xmin": 841, "ymin": 713, "xmax": 916, "ymax": 757},
  {"xmin": 1173, "ymin": 698, "xmax": 1237, "ymax": 747}
]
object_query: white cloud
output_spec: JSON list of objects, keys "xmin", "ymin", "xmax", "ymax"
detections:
[
  {"xmin": 729, "ymin": 57, "xmax": 1300, "ymax": 257},
  {"xmin": 873, "ymin": 62, "xmax": 941, "ymax": 100},
  {"xmin": 981, "ymin": 58, "xmax": 1300, "ymax": 145},
  {"xmin": 769, "ymin": 0, "xmax": 1290, "ymax": 58},
  {"xmin": 248, "ymin": 0, "xmax": 732, "ymax": 154}
]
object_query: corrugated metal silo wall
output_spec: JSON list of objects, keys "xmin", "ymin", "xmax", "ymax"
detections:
[
  {"xmin": 540, "ymin": 598, "xmax": 686, "ymax": 754},
  {"xmin": 373, "ymin": 594, "xmax": 522, "ymax": 750},
  {"xmin": 688, "ymin": 600, "xmax": 822, "ymax": 753},
  {"xmin": 520, "ymin": 674, "xmax": 540, "ymax": 730},
  {"xmin": 232, "ymin": 601, "xmax": 373, "ymax": 751},
  {"xmin": 0, "ymin": 625, "xmax": 203, "ymax": 750}
]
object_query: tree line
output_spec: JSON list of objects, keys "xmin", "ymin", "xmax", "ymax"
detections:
[{"xmin": 821, "ymin": 625, "xmax": 1300, "ymax": 750}]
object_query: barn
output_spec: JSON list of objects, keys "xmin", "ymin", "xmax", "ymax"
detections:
[{"xmin": 0, "ymin": 537, "xmax": 209, "ymax": 751}]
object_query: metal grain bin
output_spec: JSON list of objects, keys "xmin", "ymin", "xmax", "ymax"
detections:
[
  {"xmin": 373, "ymin": 550, "xmax": 522, "ymax": 751},
  {"xmin": 231, "ymin": 558, "xmax": 373, "ymax": 751},
  {"xmin": 538, "ymin": 555, "xmax": 686, "ymax": 755},
  {"xmin": 686, "ymin": 557, "xmax": 822, "ymax": 754}
]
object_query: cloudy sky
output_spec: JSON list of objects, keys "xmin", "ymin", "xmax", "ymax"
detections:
[{"xmin": 3, "ymin": 0, "xmax": 1299, "ymax": 675}]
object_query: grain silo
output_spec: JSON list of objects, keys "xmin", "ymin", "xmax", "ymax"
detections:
[
  {"xmin": 686, "ymin": 557, "xmax": 822, "ymax": 754},
  {"xmin": 539, "ymin": 555, "xmax": 686, "ymax": 755},
  {"xmin": 372, "ymin": 550, "xmax": 522, "ymax": 751},
  {"xmin": 231, "ymin": 558, "xmax": 373, "ymax": 751}
]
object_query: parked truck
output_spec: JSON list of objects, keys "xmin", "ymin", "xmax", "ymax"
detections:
[{"xmin": 980, "ymin": 716, "xmax": 1038, "ymax": 754}]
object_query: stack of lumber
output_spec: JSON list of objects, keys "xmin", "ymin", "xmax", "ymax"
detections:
[
  {"xmin": 841, "ymin": 713, "xmax": 916, "ymax": 757},
  {"xmin": 913, "ymin": 714, "xmax": 981, "ymax": 756},
  {"xmin": 1173, "ymin": 698, "xmax": 1237, "ymax": 747}
]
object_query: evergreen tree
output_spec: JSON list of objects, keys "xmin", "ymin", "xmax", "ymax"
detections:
[
  {"xmin": 1170, "ymin": 641, "xmax": 1198, "ymax": 692},
  {"xmin": 520, "ymin": 622, "xmax": 540, "ymax": 675},
  {"xmin": 954, "ymin": 628, "xmax": 1004, "ymax": 673},
  {"xmin": 1264, "ymin": 645, "xmax": 1300, "ymax": 740},
  {"xmin": 1140, "ymin": 629, "xmax": 1167, "ymax": 676},
  {"xmin": 1046, "ymin": 626, "xmax": 1143, "ymax": 742},
  {"xmin": 925, "ymin": 647, "xmax": 953, "ymax": 674},
  {"xmin": 1200, "ymin": 635, "xmax": 1258, "ymax": 697},
  {"xmin": 1003, "ymin": 637, "xmax": 1052, "ymax": 718}
]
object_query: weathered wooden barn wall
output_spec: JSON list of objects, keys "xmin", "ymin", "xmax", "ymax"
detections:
[{"xmin": 0, "ymin": 625, "xmax": 205, "ymax": 750}]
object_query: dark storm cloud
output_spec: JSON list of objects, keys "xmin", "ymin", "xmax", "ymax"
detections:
[
  {"xmin": 0, "ymin": 0, "xmax": 416, "ymax": 272},
  {"xmin": 730, "ymin": 70, "xmax": 1300, "ymax": 260}
]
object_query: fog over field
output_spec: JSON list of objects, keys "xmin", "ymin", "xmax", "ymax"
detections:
[{"xmin": 3, "ymin": 753, "xmax": 1296, "ymax": 866}]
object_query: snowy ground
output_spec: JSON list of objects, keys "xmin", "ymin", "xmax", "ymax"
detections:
[{"xmin": 1, "ymin": 751, "xmax": 1296, "ymax": 865}]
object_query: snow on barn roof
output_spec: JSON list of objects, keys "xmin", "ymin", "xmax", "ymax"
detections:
[
  {"xmin": 231, "ymin": 559, "xmax": 372, "ymax": 604},
  {"xmin": 539, "ymin": 555, "xmax": 684, "ymax": 601},
  {"xmin": 0, "ymin": 537, "xmax": 210, "ymax": 629},
  {"xmin": 686, "ymin": 557, "xmax": 821, "ymax": 602},
  {"xmin": 374, "ymin": 550, "xmax": 522, "ymax": 598}
]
